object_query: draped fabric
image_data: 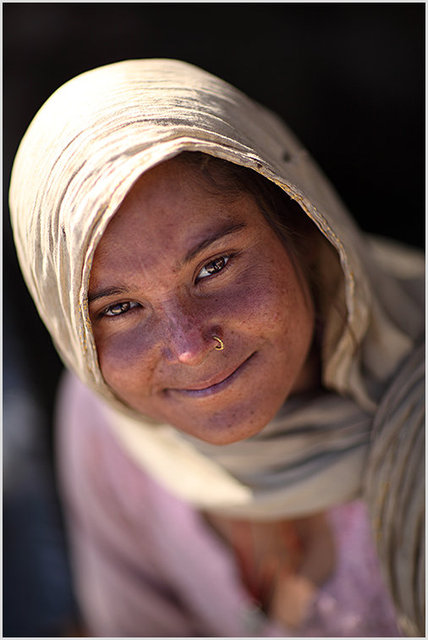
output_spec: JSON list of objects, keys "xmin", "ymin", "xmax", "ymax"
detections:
[
  {"xmin": 99, "ymin": 389, "xmax": 373, "ymax": 519},
  {"xmin": 364, "ymin": 342, "xmax": 425, "ymax": 635},
  {"xmin": 9, "ymin": 59, "xmax": 424, "ymax": 632}
]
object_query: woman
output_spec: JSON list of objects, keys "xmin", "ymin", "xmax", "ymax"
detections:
[{"xmin": 9, "ymin": 59, "xmax": 424, "ymax": 636}]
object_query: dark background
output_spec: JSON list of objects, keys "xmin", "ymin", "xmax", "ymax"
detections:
[{"xmin": 3, "ymin": 3, "xmax": 425, "ymax": 636}]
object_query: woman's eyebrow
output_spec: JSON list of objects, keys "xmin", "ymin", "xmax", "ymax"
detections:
[
  {"xmin": 88, "ymin": 285, "xmax": 130, "ymax": 304},
  {"xmin": 88, "ymin": 222, "xmax": 247, "ymax": 303},
  {"xmin": 183, "ymin": 222, "xmax": 246, "ymax": 264}
]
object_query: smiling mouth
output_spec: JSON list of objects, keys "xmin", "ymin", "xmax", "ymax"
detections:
[{"xmin": 168, "ymin": 352, "xmax": 256, "ymax": 398}]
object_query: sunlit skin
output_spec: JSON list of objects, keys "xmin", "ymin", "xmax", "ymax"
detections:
[{"xmin": 88, "ymin": 157, "xmax": 318, "ymax": 445}]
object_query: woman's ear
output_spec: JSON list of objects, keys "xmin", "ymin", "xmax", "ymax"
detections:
[
  {"xmin": 303, "ymin": 225, "xmax": 323, "ymax": 269},
  {"xmin": 288, "ymin": 206, "xmax": 322, "ymax": 271}
]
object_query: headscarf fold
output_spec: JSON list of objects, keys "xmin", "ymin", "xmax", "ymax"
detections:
[{"xmin": 364, "ymin": 341, "xmax": 425, "ymax": 635}]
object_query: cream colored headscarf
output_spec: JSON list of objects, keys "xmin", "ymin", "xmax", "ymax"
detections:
[{"xmin": 9, "ymin": 58, "xmax": 423, "ymax": 517}]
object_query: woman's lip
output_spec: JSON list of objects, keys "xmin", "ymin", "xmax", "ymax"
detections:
[{"xmin": 168, "ymin": 353, "xmax": 256, "ymax": 398}]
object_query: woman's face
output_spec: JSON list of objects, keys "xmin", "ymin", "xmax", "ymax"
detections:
[{"xmin": 89, "ymin": 158, "xmax": 316, "ymax": 445}]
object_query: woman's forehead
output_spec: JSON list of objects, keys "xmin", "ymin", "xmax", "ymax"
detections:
[
  {"xmin": 99, "ymin": 158, "xmax": 260, "ymax": 246},
  {"xmin": 88, "ymin": 165, "xmax": 276, "ymax": 300}
]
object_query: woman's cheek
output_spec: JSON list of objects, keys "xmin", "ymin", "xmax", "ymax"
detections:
[
  {"xmin": 219, "ymin": 262, "xmax": 296, "ymax": 332},
  {"xmin": 97, "ymin": 323, "xmax": 155, "ymax": 392}
]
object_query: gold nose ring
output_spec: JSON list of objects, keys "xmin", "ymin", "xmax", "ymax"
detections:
[{"xmin": 213, "ymin": 336, "xmax": 224, "ymax": 351}]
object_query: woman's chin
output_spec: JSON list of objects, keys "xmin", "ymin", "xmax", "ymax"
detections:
[{"xmin": 167, "ymin": 396, "xmax": 284, "ymax": 445}]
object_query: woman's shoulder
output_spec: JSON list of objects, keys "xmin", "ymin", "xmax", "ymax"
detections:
[{"xmin": 55, "ymin": 371, "xmax": 171, "ymax": 526}]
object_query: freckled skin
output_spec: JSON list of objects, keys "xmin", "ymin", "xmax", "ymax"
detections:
[{"xmin": 89, "ymin": 158, "xmax": 317, "ymax": 445}]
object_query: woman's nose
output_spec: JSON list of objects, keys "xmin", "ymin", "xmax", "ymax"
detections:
[{"xmin": 160, "ymin": 300, "xmax": 215, "ymax": 366}]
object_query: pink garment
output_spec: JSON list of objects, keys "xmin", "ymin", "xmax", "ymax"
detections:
[{"xmin": 56, "ymin": 372, "xmax": 401, "ymax": 637}]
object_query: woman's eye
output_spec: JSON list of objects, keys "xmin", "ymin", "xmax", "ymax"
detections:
[
  {"xmin": 197, "ymin": 255, "xmax": 230, "ymax": 281},
  {"xmin": 103, "ymin": 301, "xmax": 139, "ymax": 317}
]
